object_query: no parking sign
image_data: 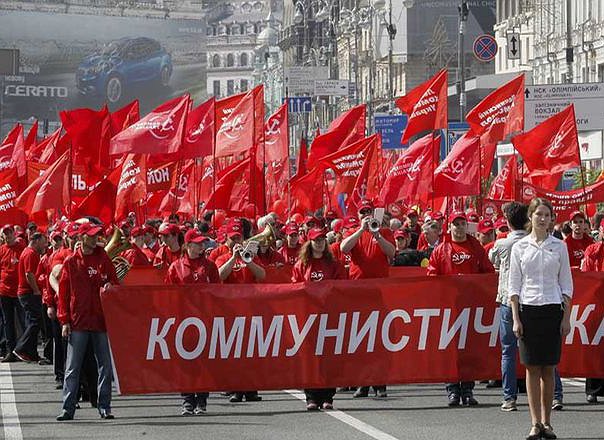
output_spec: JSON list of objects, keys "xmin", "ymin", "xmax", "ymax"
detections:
[{"xmin": 473, "ymin": 34, "xmax": 497, "ymax": 62}]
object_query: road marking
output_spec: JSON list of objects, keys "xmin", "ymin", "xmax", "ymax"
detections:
[
  {"xmin": 0, "ymin": 363, "xmax": 23, "ymax": 440},
  {"xmin": 284, "ymin": 389, "xmax": 400, "ymax": 440}
]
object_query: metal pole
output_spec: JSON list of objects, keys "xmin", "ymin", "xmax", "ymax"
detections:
[
  {"xmin": 457, "ymin": 0, "xmax": 468, "ymax": 123},
  {"xmin": 368, "ymin": 8, "xmax": 374, "ymax": 134},
  {"xmin": 388, "ymin": 0, "xmax": 394, "ymax": 114},
  {"xmin": 565, "ymin": 0, "xmax": 573, "ymax": 83}
]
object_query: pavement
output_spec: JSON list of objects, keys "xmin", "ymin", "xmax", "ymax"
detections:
[{"xmin": 1, "ymin": 362, "xmax": 603, "ymax": 440}]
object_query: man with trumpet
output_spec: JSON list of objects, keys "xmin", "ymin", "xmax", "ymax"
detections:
[
  {"xmin": 340, "ymin": 199, "xmax": 395, "ymax": 399},
  {"xmin": 215, "ymin": 221, "xmax": 265, "ymax": 403}
]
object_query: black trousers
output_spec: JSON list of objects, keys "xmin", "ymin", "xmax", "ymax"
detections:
[
  {"xmin": 15, "ymin": 293, "xmax": 42, "ymax": 358},
  {"xmin": 305, "ymin": 388, "xmax": 336, "ymax": 405},
  {"xmin": 52, "ymin": 319, "xmax": 65, "ymax": 381},
  {"xmin": 586, "ymin": 379, "xmax": 604, "ymax": 396},
  {"xmin": 446, "ymin": 381, "xmax": 475, "ymax": 397},
  {"xmin": 182, "ymin": 392, "xmax": 209, "ymax": 407},
  {"xmin": 0, "ymin": 296, "xmax": 25, "ymax": 353}
]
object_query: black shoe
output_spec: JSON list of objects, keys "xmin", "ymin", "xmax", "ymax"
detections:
[
  {"xmin": 462, "ymin": 395, "xmax": 479, "ymax": 406},
  {"xmin": 229, "ymin": 394, "xmax": 243, "ymax": 403},
  {"xmin": 55, "ymin": 382, "xmax": 63, "ymax": 390},
  {"xmin": 486, "ymin": 380, "xmax": 502, "ymax": 388},
  {"xmin": 38, "ymin": 358, "xmax": 52, "ymax": 366},
  {"xmin": 353, "ymin": 387, "xmax": 369, "ymax": 398},
  {"xmin": 587, "ymin": 394, "xmax": 598, "ymax": 404},
  {"xmin": 181, "ymin": 403, "xmax": 194, "ymax": 416},
  {"xmin": 194, "ymin": 402, "xmax": 207, "ymax": 415},
  {"xmin": 1, "ymin": 352, "xmax": 18, "ymax": 363},
  {"xmin": 245, "ymin": 394, "xmax": 262, "ymax": 402},
  {"xmin": 526, "ymin": 423, "xmax": 543, "ymax": 440},
  {"xmin": 56, "ymin": 410, "xmax": 73, "ymax": 421},
  {"xmin": 448, "ymin": 394, "xmax": 461, "ymax": 407},
  {"xmin": 13, "ymin": 351, "xmax": 39, "ymax": 363},
  {"xmin": 99, "ymin": 409, "xmax": 114, "ymax": 420},
  {"xmin": 376, "ymin": 389, "xmax": 387, "ymax": 398}
]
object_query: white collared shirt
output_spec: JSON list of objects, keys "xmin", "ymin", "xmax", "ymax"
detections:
[{"xmin": 508, "ymin": 234, "xmax": 573, "ymax": 306}]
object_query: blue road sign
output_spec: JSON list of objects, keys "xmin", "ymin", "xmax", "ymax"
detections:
[
  {"xmin": 437, "ymin": 122, "xmax": 469, "ymax": 160},
  {"xmin": 373, "ymin": 114, "xmax": 408, "ymax": 150},
  {"xmin": 473, "ymin": 34, "xmax": 497, "ymax": 62},
  {"xmin": 284, "ymin": 96, "xmax": 312, "ymax": 113}
]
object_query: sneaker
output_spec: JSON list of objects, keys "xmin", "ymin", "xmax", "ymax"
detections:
[
  {"xmin": 244, "ymin": 394, "xmax": 262, "ymax": 402},
  {"xmin": 306, "ymin": 402, "xmax": 319, "ymax": 411},
  {"xmin": 56, "ymin": 410, "xmax": 73, "ymax": 421},
  {"xmin": 181, "ymin": 403, "xmax": 194, "ymax": 416},
  {"xmin": 376, "ymin": 389, "xmax": 388, "ymax": 398},
  {"xmin": 13, "ymin": 351, "xmax": 39, "ymax": 363},
  {"xmin": 99, "ymin": 409, "xmax": 114, "ymax": 420},
  {"xmin": 229, "ymin": 394, "xmax": 243, "ymax": 403},
  {"xmin": 501, "ymin": 399, "xmax": 517, "ymax": 412},
  {"xmin": 38, "ymin": 358, "xmax": 52, "ymax": 366},
  {"xmin": 448, "ymin": 394, "xmax": 461, "ymax": 407},
  {"xmin": 462, "ymin": 395, "xmax": 479, "ymax": 406},
  {"xmin": 551, "ymin": 399, "xmax": 563, "ymax": 411},
  {"xmin": 486, "ymin": 380, "xmax": 502, "ymax": 388},
  {"xmin": 194, "ymin": 403, "xmax": 207, "ymax": 415},
  {"xmin": 586, "ymin": 394, "xmax": 598, "ymax": 404},
  {"xmin": 322, "ymin": 402, "xmax": 334, "ymax": 410},
  {"xmin": 1, "ymin": 352, "xmax": 18, "ymax": 363},
  {"xmin": 353, "ymin": 387, "xmax": 369, "ymax": 398}
]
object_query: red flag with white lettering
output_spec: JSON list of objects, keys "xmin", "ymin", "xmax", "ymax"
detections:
[
  {"xmin": 115, "ymin": 154, "xmax": 147, "ymax": 221},
  {"xmin": 110, "ymin": 95, "xmax": 190, "ymax": 156},
  {"xmin": 110, "ymin": 100, "xmax": 140, "ymax": 135},
  {"xmin": 0, "ymin": 124, "xmax": 27, "ymax": 177},
  {"xmin": 262, "ymin": 103, "xmax": 289, "ymax": 165},
  {"xmin": 181, "ymin": 98, "xmax": 215, "ymax": 160},
  {"xmin": 396, "ymin": 69, "xmax": 448, "ymax": 144},
  {"xmin": 466, "ymin": 74, "xmax": 524, "ymax": 145},
  {"xmin": 0, "ymin": 168, "xmax": 26, "ymax": 224},
  {"xmin": 512, "ymin": 104, "xmax": 580, "ymax": 180},
  {"xmin": 433, "ymin": 132, "xmax": 481, "ymax": 196},
  {"xmin": 487, "ymin": 155, "xmax": 518, "ymax": 201},
  {"xmin": 72, "ymin": 167, "xmax": 121, "ymax": 224},
  {"xmin": 381, "ymin": 133, "xmax": 440, "ymax": 205}
]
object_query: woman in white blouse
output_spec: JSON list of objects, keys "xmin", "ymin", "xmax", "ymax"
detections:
[{"xmin": 509, "ymin": 198, "xmax": 572, "ymax": 440}]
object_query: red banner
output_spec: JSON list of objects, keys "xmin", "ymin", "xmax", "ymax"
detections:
[{"xmin": 103, "ymin": 272, "xmax": 604, "ymax": 395}]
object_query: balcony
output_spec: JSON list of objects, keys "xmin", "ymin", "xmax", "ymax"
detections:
[{"xmin": 206, "ymin": 35, "xmax": 257, "ymax": 47}]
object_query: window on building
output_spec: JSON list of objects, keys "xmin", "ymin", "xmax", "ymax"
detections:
[
  {"xmin": 240, "ymin": 53, "xmax": 248, "ymax": 66},
  {"xmin": 213, "ymin": 80, "xmax": 221, "ymax": 97},
  {"xmin": 241, "ymin": 79, "xmax": 249, "ymax": 92},
  {"xmin": 227, "ymin": 53, "xmax": 235, "ymax": 67},
  {"xmin": 598, "ymin": 64, "xmax": 604, "ymax": 82},
  {"xmin": 227, "ymin": 80, "xmax": 235, "ymax": 95},
  {"xmin": 212, "ymin": 54, "xmax": 220, "ymax": 68}
]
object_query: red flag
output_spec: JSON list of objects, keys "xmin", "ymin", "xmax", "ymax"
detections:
[
  {"xmin": 73, "ymin": 167, "xmax": 121, "ymax": 224},
  {"xmin": 60, "ymin": 106, "xmax": 111, "ymax": 171},
  {"xmin": 266, "ymin": 159, "xmax": 289, "ymax": 206},
  {"xmin": 346, "ymin": 139, "xmax": 380, "ymax": 212},
  {"xmin": 295, "ymin": 136, "xmax": 308, "ymax": 178},
  {"xmin": 110, "ymin": 95, "xmax": 190, "ymax": 156},
  {"xmin": 289, "ymin": 165, "xmax": 326, "ymax": 213},
  {"xmin": 488, "ymin": 155, "xmax": 518, "ymax": 200},
  {"xmin": 16, "ymin": 151, "xmax": 70, "ymax": 215},
  {"xmin": 380, "ymin": 133, "xmax": 440, "ymax": 205},
  {"xmin": 204, "ymin": 158, "xmax": 250, "ymax": 212},
  {"xmin": 512, "ymin": 104, "xmax": 580, "ymax": 179},
  {"xmin": 38, "ymin": 130, "xmax": 68, "ymax": 165},
  {"xmin": 0, "ymin": 124, "xmax": 27, "ymax": 177},
  {"xmin": 115, "ymin": 154, "xmax": 146, "ymax": 221},
  {"xmin": 146, "ymin": 161, "xmax": 178, "ymax": 193},
  {"xmin": 24, "ymin": 121, "xmax": 38, "ymax": 153},
  {"xmin": 263, "ymin": 103, "xmax": 289, "ymax": 165},
  {"xmin": 158, "ymin": 160, "xmax": 195, "ymax": 216},
  {"xmin": 180, "ymin": 98, "xmax": 215, "ymax": 160},
  {"xmin": 198, "ymin": 156, "xmax": 215, "ymax": 203},
  {"xmin": 307, "ymin": 104, "xmax": 366, "ymax": 168},
  {"xmin": 396, "ymin": 69, "xmax": 447, "ymax": 144},
  {"xmin": 433, "ymin": 132, "xmax": 481, "ymax": 196},
  {"xmin": 111, "ymin": 100, "xmax": 140, "ymax": 135},
  {"xmin": 0, "ymin": 168, "xmax": 27, "ymax": 224},
  {"xmin": 466, "ymin": 74, "xmax": 525, "ymax": 145},
  {"xmin": 215, "ymin": 86, "xmax": 263, "ymax": 158},
  {"xmin": 215, "ymin": 91, "xmax": 247, "ymax": 132}
]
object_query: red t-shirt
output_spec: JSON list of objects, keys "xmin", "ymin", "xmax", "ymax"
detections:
[
  {"xmin": 278, "ymin": 245, "xmax": 301, "ymax": 266},
  {"xmin": 427, "ymin": 236, "xmax": 495, "ymax": 275},
  {"xmin": 121, "ymin": 244, "xmax": 151, "ymax": 267},
  {"xmin": 208, "ymin": 244, "xmax": 230, "ymax": 262},
  {"xmin": 0, "ymin": 241, "xmax": 26, "ymax": 297},
  {"xmin": 291, "ymin": 257, "xmax": 348, "ymax": 282},
  {"xmin": 257, "ymin": 248, "xmax": 286, "ymax": 267},
  {"xmin": 330, "ymin": 242, "xmax": 351, "ymax": 266},
  {"xmin": 18, "ymin": 246, "xmax": 41, "ymax": 295},
  {"xmin": 153, "ymin": 245, "xmax": 181, "ymax": 269},
  {"xmin": 215, "ymin": 253, "xmax": 263, "ymax": 284},
  {"xmin": 483, "ymin": 241, "xmax": 495, "ymax": 254},
  {"xmin": 565, "ymin": 235, "xmax": 594, "ymax": 268},
  {"xmin": 165, "ymin": 254, "xmax": 220, "ymax": 284},
  {"xmin": 348, "ymin": 228, "xmax": 394, "ymax": 279}
]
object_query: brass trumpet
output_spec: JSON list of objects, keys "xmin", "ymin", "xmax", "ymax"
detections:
[
  {"xmin": 240, "ymin": 224, "xmax": 276, "ymax": 263},
  {"xmin": 104, "ymin": 228, "xmax": 132, "ymax": 280}
]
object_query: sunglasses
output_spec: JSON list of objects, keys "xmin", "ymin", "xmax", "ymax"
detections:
[{"xmin": 359, "ymin": 209, "xmax": 372, "ymax": 215}]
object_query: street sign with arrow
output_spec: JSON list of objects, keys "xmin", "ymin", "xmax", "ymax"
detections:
[
  {"xmin": 314, "ymin": 80, "xmax": 349, "ymax": 96},
  {"xmin": 506, "ymin": 33, "xmax": 520, "ymax": 60}
]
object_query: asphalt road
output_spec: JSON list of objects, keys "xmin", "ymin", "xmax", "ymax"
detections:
[{"xmin": 1, "ymin": 362, "xmax": 602, "ymax": 440}]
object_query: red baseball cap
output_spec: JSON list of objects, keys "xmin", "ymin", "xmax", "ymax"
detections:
[
  {"xmin": 78, "ymin": 223, "xmax": 104, "ymax": 237},
  {"xmin": 1, "ymin": 224, "xmax": 14, "ymax": 233},
  {"xmin": 142, "ymin": 225, "xmax": 157, "ymax": 235},
  {"xmin": 569, "ymin": 210, "xmax": 586, "ymax": 222},
  {"xmin": 65, "ymin": 223, "xmax": 80, "ymax": 238},
  {"xmin": 130, "ymin": 226, "xmax": 144, "ymax": 237},
  {"xmin": 358, "ymin": 200, "xmax": 374, "ymax": 213},
  {"xmin": 430, "ymin": 211, "xmax": 444, "ymax": 221},
  {"xmin": 406, "ymin": 209, "xmax": 419, "ymax": 218},
  {"xmin": 304, "ymin": 215, "xmax": 317, "ymax": 226},
  {"xmin": 448, "ymin": 211, "xmax": 467, "ymax": 223},
  {"xmin": 307, "ymin": 227, "xmax": 327, "ymax": 240},
  {"xmin": 466, "ymin": 210, "xmax": 480, "ymax": 222},
  {"xmin": 284, "ymin": 223, "xmax": 299, "ymax": 235},
  {"xmin": 394, "ymin": 229, "xmax": 410, "ymax": 239},
  {"xmin": 325, "ymin": 210, "xmax": 337, "ymax": 219},
  {"xmin": 478, "ymin": 219, "xmax": 495, "ymax": 234},
  {"xmin": 226, "ymin": 219, "xmax": 243, "ymax": 238},
  {"xmin": 184, "ymin": 229, "xmax": 209, "ymax": 244},
  {"xmin": 158, "ymin": 223, "xmax": 180, "ymax": 236},
  {"xmin": 343, "ymin": 216, "xmax": 360, "ymax": 229},
  {"xmin": 494, "ymin": 217, "xmax": 508, "ymax": 231}
]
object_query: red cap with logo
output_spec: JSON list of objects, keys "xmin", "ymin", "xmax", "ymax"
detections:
[
  {"xmin": 307, "ymin": 227, "xmax": 327, "ymax": 240},
  {"xmin": 226, "ymin": 219, "xmax": 243, "ymax": 238},
  {"xmin": 78, "ymin": 223, "xmax": 104, "ymax": 237},
  {"xmin": 494, "ymin": 217, "xmax": 508, "ymax": 231},
  {"xmin": 284, "ymin": 223, "xmax": 299, "ymax": 235},
  {"xmin": 158, "ymin": 223, "xmax": 180, "ymax": 236},
  {"xmin": 358, "ymin": 200, "xmax": 374, "ymax": 213},
  {"xmin": 478, "ymin": 219, "xmax": 495, "ymax": 234},
  {"xmin": 448, "ymin": 211, "xmax": 467, "ymax": 223},
  {"xmin": 184, "ymin": 229, "xmax": 209, "ymax": 244},
  {"xmin": 343, "ymin": 216, "xmax": 360, "ymax": 229},
  {"xmin": 466, "ymin": 210, "xmax": 480, "ymax": 222},
  {"xmin": 569, "ymin": 210, "xmax": 586, "ymax": 222},
  {"xmin": 430, "ymin": 211, "xmax": 444, "ymax": 221},
  {"xmin": 130, "ymin": 226, "xmax": 144, "ymax": 237},
  {"xmin": 394, "ymin": 229, "xmax": 410, "ymax": 239}
]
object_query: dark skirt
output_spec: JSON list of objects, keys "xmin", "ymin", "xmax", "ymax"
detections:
[{"xmin": 519, "ymin": 303, "xmax": 563, "ymax": 366}]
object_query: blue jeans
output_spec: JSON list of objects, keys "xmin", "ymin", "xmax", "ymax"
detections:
[
  {"xmin": 62, "ymin": 331, "xmax": 113, "ymax": 416},
  {"xmin": 554, "ymin": 367, "xmax": 563, "ymax": 401},
  {"xmin": 500, "ymin": 304, "xmax": 518, "ymax": 401},
  {"xmin": 15, "ymin": 293, "xmax": 42, "ymax": 358}
]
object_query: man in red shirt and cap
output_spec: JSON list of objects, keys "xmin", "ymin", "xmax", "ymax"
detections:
[
  {"xmin": 477, "ymin": 219, "xmax": 496, "ymax": 253},
  {"xmin": 279, "ymin": 223, "xmax": 301, "ymax": 266},
  {"xmin": 13, "ymin": 231, "xmax": 48, "ymax": 363},
  {"xmin": 56, "ymin": 223, "xmax": 119, "ymax": 421},
  {"xmin": 121, "ymin": 227, "xmax": 152, "ymax": 267},
  {"xmin": 166, "ymin": 228, "xmax": 219, "ymax": 415},
  {"xmin": 428, "ymin": 211, "xmax": 494, "ymax": 407},
  {"xmin": 565, "ymin": 211, "xmax": 594, "ymax": 268},
  {"xmin": 0, "ymin": 225, "xmax": 26, "ymax": 362},
  {"xmin": 341, "ymin": 199, "xmax": 395, "ymax": 398},
  {"xmin": 153, "ymin": 223, "xmax": 182, "ymax": 269},
  {"xmin": 404, "ymin": 209, "xmax": 422, "ymax": 249},
  {"xmin": 209, "ymin": 218, "xmax": 242, "ymax": 262}
]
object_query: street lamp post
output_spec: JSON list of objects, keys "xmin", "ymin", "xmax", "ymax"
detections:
[{"xmin": 457, "ymin": 0, "xmax": 469, "ymax": 123}]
